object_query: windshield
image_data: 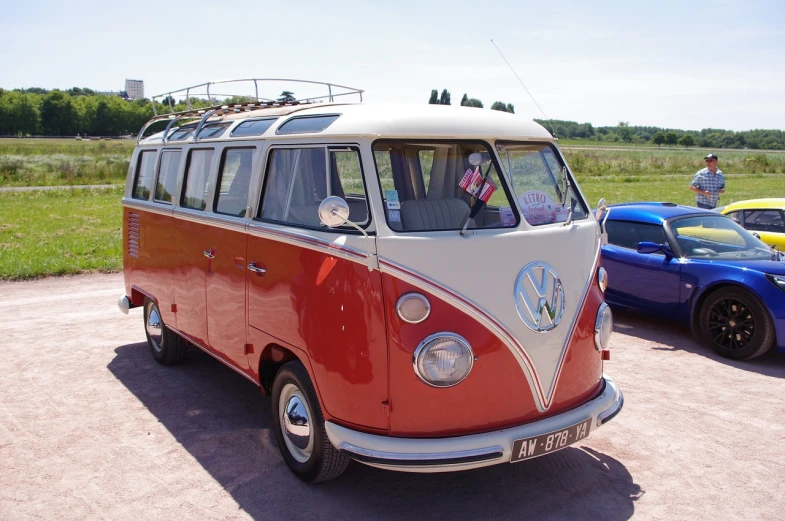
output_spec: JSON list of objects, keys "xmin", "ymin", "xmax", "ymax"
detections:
[
  {"xmin": 670, "ymin": 215, "xmax": 775, "ymax": 261},
  {"xmin": 496, "ymin": 143, "xmax": 588, "ymax": 226},
  {"xmin": 372, "ymin": 140, "xmax": 518, "ymax": 232}
]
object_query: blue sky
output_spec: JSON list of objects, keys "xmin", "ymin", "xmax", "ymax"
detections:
[{"xmin": 2, "ymin": 0, "xmax": 783, "ymax": 131}]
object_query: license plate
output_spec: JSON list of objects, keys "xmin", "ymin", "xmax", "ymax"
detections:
[{"xmin": 510, "ymin": 418, "xmax": 592, "ymax": 463}]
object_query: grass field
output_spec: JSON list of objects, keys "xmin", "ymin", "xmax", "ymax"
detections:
[
  {"xmin": 0, "ymin": 138, "xmax": 133, "ymax": 187},
  {"xmin": 0, "ymin": 187, "xmax": 123, "ymax": 279},
  {"xmin": 1, "ymin": 138, "xmax": 783, "ymax": 279}
]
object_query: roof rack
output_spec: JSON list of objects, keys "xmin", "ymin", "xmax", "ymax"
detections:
[{"xmin": 137, "ymin": 78, "xmax": 364, "ymax": 144}]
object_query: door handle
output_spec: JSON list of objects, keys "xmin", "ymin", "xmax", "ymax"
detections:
[
  {"xmin": 248, "ymin": 262, "xmax": 267, "ymax": 275},
  {"xmin": 203, "ymin": 249, "xmax": 215, "ymax": 259}
]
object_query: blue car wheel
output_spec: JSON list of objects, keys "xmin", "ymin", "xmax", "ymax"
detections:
[{"xmin": 698, "ymin": 287, "xmax": 774, "ymax": 360}]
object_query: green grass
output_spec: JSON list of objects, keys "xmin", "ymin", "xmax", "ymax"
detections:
[
  {"xmin": 0, "ymin": 138, "xmax": 134, "ymax": 187},
  {"xmin": 0, "ymin": 187, "xmax": 123, "ymax": 279}
]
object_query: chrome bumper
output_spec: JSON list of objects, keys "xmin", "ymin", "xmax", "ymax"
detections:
[{"xmin": 325, "ymin": 375, "xmax": 623, "ymax": 473}]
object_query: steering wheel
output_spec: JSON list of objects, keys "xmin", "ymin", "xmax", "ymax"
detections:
[{"xmin": 692, "ymin": 247, "xmax": 718, "ymax": 256}]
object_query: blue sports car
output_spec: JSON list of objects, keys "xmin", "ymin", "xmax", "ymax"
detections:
[{"xmin": 600, "ymin": 202, "xmax": 785, "ymax": 360}]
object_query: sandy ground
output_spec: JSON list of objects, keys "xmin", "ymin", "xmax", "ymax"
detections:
[{"xmin": 1, "ymin": 273, "xmax": 784, "ymax": 521}]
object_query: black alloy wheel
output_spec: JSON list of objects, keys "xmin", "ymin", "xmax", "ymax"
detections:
[{"xmin": 699, "ymin": 287, "xmax": 774, "ymax": 360}]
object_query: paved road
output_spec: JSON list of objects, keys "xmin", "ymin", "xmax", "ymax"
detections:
[{"xmin": 1, "ymin": 273, "xmax": 784, "ymax": 521}]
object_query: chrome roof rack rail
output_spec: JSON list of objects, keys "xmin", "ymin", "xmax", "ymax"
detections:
[{"xmin": 136, "ymin": 79, "xmax": 364, "ymax": 144}]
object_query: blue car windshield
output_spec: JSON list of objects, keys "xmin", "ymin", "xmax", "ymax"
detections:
[{"xmin": 671, "ymin": 215, "xmax": 774, "ymax": 261}]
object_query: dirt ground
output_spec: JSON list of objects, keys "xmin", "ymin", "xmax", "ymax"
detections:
[{"xmin": 1, "ymin": 273, "xmax": 784, "ymax": 521}]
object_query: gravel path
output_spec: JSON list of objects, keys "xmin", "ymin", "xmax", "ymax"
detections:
[{"xmin": 1, "ymin": 273, "xmax": 783, "ymax": 521}]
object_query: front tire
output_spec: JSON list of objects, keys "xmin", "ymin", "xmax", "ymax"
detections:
[
  {"xmin": 699, "ymin": 287, "xmax": 774, "ymax": 360},
  {"xmin": 143, "ymin": 299, "xmax": 187, "ymax": 365},
  {"xmin": 271, "ymin": 361, "xmax": 349, "ymax": 483}
]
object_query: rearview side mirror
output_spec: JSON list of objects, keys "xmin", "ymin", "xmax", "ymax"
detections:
[{"xmin": 637, "ymin": 241, "xmax": 674, "ymax": 259}]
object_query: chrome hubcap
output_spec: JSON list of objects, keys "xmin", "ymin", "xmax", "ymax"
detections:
[
  {"xmin": 279, "ymin": 383, "xmax": 314, "ymax": 463},
  {"xmin": 146, "ymin": 306, "xmax": 163, "ymax": 353}
]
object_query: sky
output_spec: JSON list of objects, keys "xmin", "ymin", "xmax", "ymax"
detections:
[{"xmin": 1, "ymin": 0, "xmax": 784, "ymax": 132}]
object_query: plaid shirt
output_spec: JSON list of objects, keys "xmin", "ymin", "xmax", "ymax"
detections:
[{"xmin": 691, "ymin": 168, "xmax": 725, "ymax": 207}]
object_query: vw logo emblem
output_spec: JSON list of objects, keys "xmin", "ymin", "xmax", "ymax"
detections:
[{"xmin": 514, "ymin": 262, "xmax": 565, "ymax": 332}]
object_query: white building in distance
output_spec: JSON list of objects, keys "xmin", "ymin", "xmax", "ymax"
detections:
[{"xmin": 125, "ymin": 79, "xmax": 144, "ymax": 100}]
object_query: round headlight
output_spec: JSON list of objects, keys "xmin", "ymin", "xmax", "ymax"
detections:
[
  {"xmin": 597, "ymin": 267, "xmax": 608, "ymax": 293},
  {"xmin": 594, "ymin": 302, "xmax": 613, "ymax": 351},
  {"xmin": 413, "ymin": 333, "xmax": 474, "ymax": 387}
]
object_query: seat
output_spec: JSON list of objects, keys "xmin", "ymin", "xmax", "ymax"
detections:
[{"xmin": 400, "ymin": 198, "xmax": 470, "ymax": 231}]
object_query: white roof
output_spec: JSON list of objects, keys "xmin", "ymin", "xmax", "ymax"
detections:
[{"xmin": 141, "ymin": 102, "xmax": 554, "ymax": 145}]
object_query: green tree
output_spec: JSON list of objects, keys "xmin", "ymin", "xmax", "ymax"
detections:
[
  {"xmin": 41, "ymin": 91, "xmax": 76, "ymax": 135},
  {"xmin": 678, "ymin": 134, "xmax": 695, "ymax": 148},
  {"xmin": 652, "ymin": 132, "xmax": 665, "ymax": 146},
  {"xmin": 429, "ymin": 90, "xmax": 439, "ymax": 104},
  {"xmin": 439, "ymin": 89, "xmax": 451, "ymax": 105},
  {"xmin": 490, "ymin": 101, "xmax": 515, "ymax": 113},
  {"xmin": 278, "ymin": 91, "xmax": 296, "ymax": 102},
  {"xmin": 665, "ymin": 131, "xmax": 678, "ymax": 145},
  {"xmin": 462, "ymin": 98, "xmax": 483, "ymax": 108},
  {"xmin": 617, "ymin": 122, "xmax": 632, "ymax": 143}
]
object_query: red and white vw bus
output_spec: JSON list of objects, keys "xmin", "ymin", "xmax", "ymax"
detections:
[{"xmin": 119, "ymin": 80, "xmax": 622, "ymax": 482}]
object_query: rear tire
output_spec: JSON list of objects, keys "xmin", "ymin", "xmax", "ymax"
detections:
[
  {"xmin": 698, "ymin": 287, "xmax": 774, "ymax": 360},
  {"xmin": 143, "ymin": 299, "xmax": 187, "ymax": 365},
  {"xmin": 271, "ymin": 361, "xmax": 349, "ymax": 483}
]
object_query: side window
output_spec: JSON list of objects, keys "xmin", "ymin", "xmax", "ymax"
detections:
[
  {"xmin": 259, "ymin": 147, "xmax": 368, "ymax": 229},
  {"xmin": 331, "ymin": 148, "xmax": 368, "ymax": 224},
  {"xmin": 725, "ymin": 211, "xmax": 742, "ymax": 224},
  {"xmin": 132, "ymin": 150, "xmax": 157, "ymax": 200},
  {"xmin": 742, "ymin": 210, "xmax": 785, "ymax": 233},
  {"xmin": 154, "ymin": 150, "xmax": 181, "ymax": 204},
  {"xmin": 606, "ymin": 221, "xmax": 667, "ymax": 250},
  {"xmin": 181, "ymin": 149, "xmax": 214, "ymax": 211},
  {"xmin": 215, "ymin": 148, "xmax": 254, "ymax": 217}
]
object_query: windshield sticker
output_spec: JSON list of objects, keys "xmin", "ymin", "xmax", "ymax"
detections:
[
  {"xmin": 388, "ymin": 209, "xmax": 401, "ymax": 223},
  {"xmin": 459, "ymin": 167, "xmax": 497, "ymax": 203},
  {"xmin": 385, "ymin": 189, "xmax": 401, "ymax": 210},
  {"xmin": 500, "ymin": 206, "xmax": 516, "ymax": 226},
  {"xmin": 518, "ymin": 190, "xmax": 568, "ymax": 225}
]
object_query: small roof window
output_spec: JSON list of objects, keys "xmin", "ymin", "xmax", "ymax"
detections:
[
  {"xmin": 276, "ymin": 114, "xmax": 340, "ymax": 135},
  {"xmin": 168, "ymin": 128, "xmax": 194, "ymax": 141},
  {"xmin": 197, "ymin": 123, "xmax": 230, "ymax": 139},
  {"xmin": 231, "ymin": 118, "xmax": 277, "ymax": 138}
]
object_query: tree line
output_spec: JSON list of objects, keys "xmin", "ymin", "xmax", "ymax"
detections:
[
  {"xmin": 1, "ymin": 86, "xmax": 782, "ymax": 150},
  {"xmin": 537, "ymin": 119, "xmax": 784, "ymax": 150}
]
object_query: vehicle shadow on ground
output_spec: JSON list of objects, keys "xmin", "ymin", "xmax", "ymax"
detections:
[
  {"xmin": 109, "ymin": 342, "xmax": 642, "ymax": 521},
  {"xmin": 612, "ymin": 309, "xmax": 785, "ymax": 378}
]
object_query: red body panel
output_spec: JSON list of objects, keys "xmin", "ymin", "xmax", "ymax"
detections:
[
  {"xmin": 172, "ymin": 216, "xmax": 209, "ymax": 347},
  {"xmin": 246, "ymin": 232, "xmax": 389, "ymax": 430},
  {"xmin": 205, "ymin": 225, "xmax": 249, "ymax": 370},
  {"xmin": 382, "ymin": 274, "xmax": 604, "ymax": 437},
  {"xmin": 123, "ymin": 208, "xmax": 177, "ymax": 327}
]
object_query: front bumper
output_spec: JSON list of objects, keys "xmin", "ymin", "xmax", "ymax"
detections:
[{"xmin": 325, "ymin": 374, "xmax": 623, "ymax": 473}]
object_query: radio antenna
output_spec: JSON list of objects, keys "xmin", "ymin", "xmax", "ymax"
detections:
[{"xmin": 491, "ymin": 39, "xmax": 557, "ymax": 138}]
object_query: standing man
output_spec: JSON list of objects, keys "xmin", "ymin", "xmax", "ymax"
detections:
[{"xmin": 689, "ymin": 153, "xmax": 725, "ymax": 209}]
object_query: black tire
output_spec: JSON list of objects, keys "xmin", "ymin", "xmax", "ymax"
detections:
[
  {"xmin": 271, "ymin": 361, "xmax": 349, "ymax": 483},
  {"xmin": 698, "ymin": 287, "xmax": 774, "ymax": 360},
  {"xmin": 143, "ymin": 299, "xmax": 187, "ymax": 365}
]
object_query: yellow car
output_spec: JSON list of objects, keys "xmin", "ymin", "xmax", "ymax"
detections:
[{"xmin": 719, "ymin": 198, "xmax": 785, "ymax": 250}]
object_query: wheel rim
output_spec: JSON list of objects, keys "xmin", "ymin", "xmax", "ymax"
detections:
[
  {"xmin": 146, "ymin": 305, "xmax": 163, "ymax": 354},
  {"xmin": 279, "ymin": 383, "xmax": 314, "ymax": 463},
  {"xmin": 707, "ymin": 297, "xmax": 756, "ymax": 352}
]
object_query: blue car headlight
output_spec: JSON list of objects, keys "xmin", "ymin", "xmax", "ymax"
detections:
[{"xmin": 767, "ymin": 274, "xmax": 785, "ymax": 292}]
